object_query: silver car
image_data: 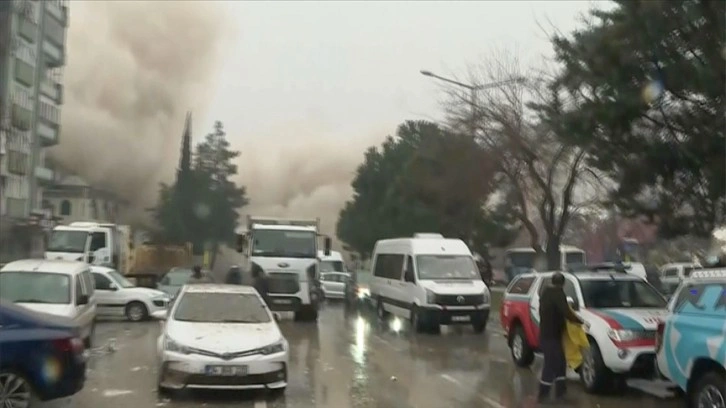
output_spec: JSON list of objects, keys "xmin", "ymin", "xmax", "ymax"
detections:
[{"xmin": 320, "ymin": 272, "xmax": 350, "ymax": 299}]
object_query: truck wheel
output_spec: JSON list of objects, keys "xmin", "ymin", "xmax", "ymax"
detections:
[
  {"xmin": 580, "ymin": 340, "xmax": 614, "ymax": 394},
  {"xmin": 126, "ymin": 302, "xmax": 148, "ymax": 322},
  {"xmin": 295, "ymin": 306, "xmax": 318, "ymax": 322},
  {"xmin": 689, "ymin": 370, "xmax": 725, "ymax": 408},
  {"xmin": 509, "ymin": 325, "xmax": 534, "ymax": 367}
]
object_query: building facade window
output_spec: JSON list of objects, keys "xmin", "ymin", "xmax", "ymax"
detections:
[
  {"xmin": 14, "ymin": 59, "xmax": 35, "ymax": 87},
  {"xmin": 60, "ymin": 200, "xmax": 71, "ymax": 216},
  {"xmin": 11, "ymin": 104, "xmax": 32, "ymax": 131}
]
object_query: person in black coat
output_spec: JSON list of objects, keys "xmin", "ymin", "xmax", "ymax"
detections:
[{"xmin": 538, "ymin": 272, "xmax": 583, "ymax": 404}]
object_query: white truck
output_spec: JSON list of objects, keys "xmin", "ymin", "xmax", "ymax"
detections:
[
  {"xmin": 45, "ymin": 222, "xmax": 128, "ymax": 269},
  {"xmin": 236, "ymin": 216, "xmax": 332, "ymax": 322}
]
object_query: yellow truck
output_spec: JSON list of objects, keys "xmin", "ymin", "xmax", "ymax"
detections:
[{"xmin": 118, "ymin": 227, "xmax": 194, "ymax": 288}]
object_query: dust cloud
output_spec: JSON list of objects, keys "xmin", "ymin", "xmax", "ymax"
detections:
[
  {"xmin": 234, "ymin": 125, "xmax": 387, "ymax": 243},
  {"xmin": 50, "ymin": 1, "xmax": 232, "ymax": 222}
]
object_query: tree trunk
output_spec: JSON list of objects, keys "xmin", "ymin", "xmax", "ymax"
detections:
[
  {"xmin": 209, "ymin": 241, "xmax": 220, "ymax": 269},
  {"xmin": 546, "ymin": 234, "xmax": 562, "ymax": 271}
]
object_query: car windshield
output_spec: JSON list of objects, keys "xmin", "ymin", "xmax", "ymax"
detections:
[
  {"xmin": 320, "ymin": 260, "xmax": 344, "ymax": 272},
  {"xmin": 162, "ymin": 269, "xmax": 194, "ymax": 286},
  {"xmin": 108, "ymin": 270, "xmax": 135, "ymax": 288},
  {"xmin": 416, "ymin": 255, "xmax": 479, "ymax": 280},
  {"xmin": 0, "ymin": 272, "xmax": 71, "ymax": 304},
  {"xmin": 47, "ymin": 230, "xmax": 88, "ymax": 253},
  {"xmin": 173, "ymin": 292, "xmax": 271, "ymax": 323},
  {"xmin": 581, "ymin": 279, "xmax": 667, "ymax": 309},
  {"xmin": 251, "ymin": 229, "xmax": 316, "ymax": 258}
]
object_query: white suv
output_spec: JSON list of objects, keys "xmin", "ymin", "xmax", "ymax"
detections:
[
  {"xmin": 91, "ymin": 266, "xmax": 170, "ymax": 321},
  {"xmin": 500, "ymin": 269, "xmax": 669, "ymax": 393}
]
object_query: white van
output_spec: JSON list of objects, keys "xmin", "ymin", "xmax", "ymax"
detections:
[
  {"xmin": 0, "ymin": 259, "xmax": 97, "ymax": 346},
  {"xmin": 370, "ymin": 233, "xmax": 491, "ymax": 333}
]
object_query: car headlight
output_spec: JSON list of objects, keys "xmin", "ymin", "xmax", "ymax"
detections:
[
  {"xmin": 165, "ymin": 336, "xmax": 190, "ymax": 354},
  {"xmin": 357, "ymin": 288, "xmax": 370, "ymax": 298},
  {"xmin": 607, "ymin": 329, "xmax": 639, "ymax": 342},
  {"xmin": 425, "ymin": 289, "xmax": 436, "ymax": 304},
  {"xmin": 259, "ymin": 341, "xmax": 286, "ymax": 355}
]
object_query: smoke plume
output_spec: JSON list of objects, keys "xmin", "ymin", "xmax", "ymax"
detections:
[{"xmin": 51, "ymin": 1, "xmax": 232, "ymax": 222}]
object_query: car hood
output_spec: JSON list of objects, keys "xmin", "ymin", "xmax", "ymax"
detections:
[
  {"xmin": 125, "ymin": 287, "xmax": 167, "ymax": 298},
  {"xmin": 166, "ymin": 321, "xmax": 282, "ymax": 352},
  {"xmin": 585, "ymin": 308, "xmax": 669, "ymax": 331},
  {"xmin": 418, "ymin": 279, "xmax": 486, "ymax": 295}
]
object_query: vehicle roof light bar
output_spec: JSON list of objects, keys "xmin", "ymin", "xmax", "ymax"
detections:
[{"xmin": 690, "ymin": 268, "xmax": 726, "ymax": 279}]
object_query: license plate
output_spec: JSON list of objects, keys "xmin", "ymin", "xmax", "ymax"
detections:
[
  {"xmin": 272, "ymin": 299, "xmax": 293, "ymax": 304},
  {"xmin": 452, "ymin": 315, "xmax": 470, "ymax": 322},
  {"xmin": 205, "ymin": 365, "xmax": 247, "ymax": 376}
]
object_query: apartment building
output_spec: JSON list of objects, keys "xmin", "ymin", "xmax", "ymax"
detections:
[{"xmin": 0, "ymin": 0, "xmax": 68, "ymax": 261}]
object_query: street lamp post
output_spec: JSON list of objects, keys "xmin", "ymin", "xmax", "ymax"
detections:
[{"xmin": 420, "ymin": 70, "xmax": 526, "ymax": 136}]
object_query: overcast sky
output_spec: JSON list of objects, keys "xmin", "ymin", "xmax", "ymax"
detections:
[{"xmin": 60, "ymin": 0, "xmax": 600, "ymax": 239}]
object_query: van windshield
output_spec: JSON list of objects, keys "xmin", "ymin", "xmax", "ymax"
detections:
[
  {"xmin": 416, "ymin": 255, "xmax": 479, "ymax": 280},
  {"xmin": 47, "ymin": 230, "xmax": 88, "ymax": 253},
  {"xmin": 0, "ymin": 272, "xmax": 71, "ymax": 304}
]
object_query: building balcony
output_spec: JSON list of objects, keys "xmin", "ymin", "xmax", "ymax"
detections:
[
  {"xmin": 42, "ymin": 40, "xmax": 65, "ymax": 68},
  {"xmin": 37, "ymin": 122, "xmax": 59, "ymax": 147},
  {"xmin": 35, "ymin": 167, "xmax": 54, "ymax": 184},
  {"xmin": 40, "ymin": 80, "xmax": 63, "ymax": 104}
]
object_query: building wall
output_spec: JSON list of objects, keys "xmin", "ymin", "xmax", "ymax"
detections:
[{"xmin": 45, "ymin": 194, "xmax": 124, "ymax": 224}]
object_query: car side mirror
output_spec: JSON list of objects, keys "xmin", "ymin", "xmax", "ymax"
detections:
[
  {"xmin": 77, "ymin": 294, "xmax": 89, "ymax": 305},
  {"xmin": 404, "ymin": 270, "xmax": 415, "ymax": 283},
  {"xmin": 87, "ymin": 253, "xmax": 96, "ymax": 264},
  {"xmin": 109, "ymin": 282, "xmax": 118, "ymax": 291},
  {"xmin": 567, "ymin": 296, "xmax": 579, "ymax": 311}
]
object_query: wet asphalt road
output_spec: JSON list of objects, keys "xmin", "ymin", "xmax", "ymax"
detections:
[{"xmin": 72, "ymin": 302, "xmax": 684, "ymax": 408}]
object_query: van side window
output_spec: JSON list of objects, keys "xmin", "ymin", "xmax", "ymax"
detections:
[
  {"xmin": 373, "ymin": 254, "xmax": 405, "ymax": 280},
  {"xmin": 89, "ymin": 232, "xmax": 106, "ymax": 252},
  {"xmin": 75, "ymin": 276, "xmax": 84, "ymax": 304},
  {"xmin": 507, "ymin": 276, "xmax": 535, "ymax": 295},
  {"xmin": 404, "ymin": 256, "xmax": 415, "ymax": 282}
]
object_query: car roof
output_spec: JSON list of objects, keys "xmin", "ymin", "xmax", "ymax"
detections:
[
  {"xmin": 182, "ymin": 284, "xmax": 258, "ymax": 294},
  {"xmin": 253, "ymin": 224, "xmax": 317, "ymax": 232},
  {"xmin": 0, "ymin": 259, "xmax": 89, "ymax": 274}
]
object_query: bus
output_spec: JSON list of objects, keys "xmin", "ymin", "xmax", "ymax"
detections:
[{"xmin": 503, "ymin": 245, "xmax": 586, "ymax": 281}]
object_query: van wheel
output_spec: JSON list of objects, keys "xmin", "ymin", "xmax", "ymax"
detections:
[
  {"xmin": 126, "ymin": 302, "xmax": 148, "ymax": 322},
  {"xmin": 689, "ymin": 370, "xmax": 726, "ymax": 408},
  {"xmin": 410, "ymin": 306, "xmax": 426, "ymax": 333},
  {"xmin": 580, "ymin": 340, "xmax": 614, "ymax": 394},
  {"xmin": 377, "ymin": 299, "xmax": 389, "ymax": 321},
  {"xmin": 509, "ymin": 325, "xmax": 534, "ymax": 367}
]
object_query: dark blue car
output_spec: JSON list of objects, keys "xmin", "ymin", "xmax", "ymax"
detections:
[{"xmin": 0, "ymin": 299, "xmax": 87, "ymax": 405}]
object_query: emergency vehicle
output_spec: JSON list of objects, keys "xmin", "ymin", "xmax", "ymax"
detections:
[
  {"xmin": 500, "ymin": 267, "xmax": 669, "ymax": 394},
  {"xmin": 655, "ymin": 268, "xmax": 726, "ymax": 408}
]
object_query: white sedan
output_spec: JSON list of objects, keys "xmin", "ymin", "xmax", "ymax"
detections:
[
  {"xmin": 155, "ymin": 284, "xmax": 289, "ymax": 394},
  {"xmin": 320, "ymin": 272, "xmax": 350, "ymax": 299},
  {"xmin": 91, "ymin": 266, "xmax": 170, "ymax": 321}
]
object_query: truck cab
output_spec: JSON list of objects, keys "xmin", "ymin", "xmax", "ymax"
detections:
[
  {"xmin": 45, "ymin": 222, "xmax": 124, "ymax": 269},
  {"xmin": 236, "ymin": 216, "xmax": 331, "ymax": 322}
]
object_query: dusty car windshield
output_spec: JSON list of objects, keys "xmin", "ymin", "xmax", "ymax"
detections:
[
  {"xmin": 252, "ymin": 230, "xmax": 316, "ymax": 258},
  {"xmin": 173, "ymin": 292, "xmax": 271, "ymax": 323},
  {"xmin": 320, "ymin": 260, "xmax": 344, "ymax": 272},
  {"xmin": 0, "ymin": 272, "xmax": 71, "ymax": 304}
]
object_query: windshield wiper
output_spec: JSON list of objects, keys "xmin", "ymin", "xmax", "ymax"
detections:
[
  {"xmin": 14, "ymin": 299, "xmax": 53, "ymax": 303},
  {"xmin": 220, "ymin": 319, "xmax": 259, "ymax": 323}
]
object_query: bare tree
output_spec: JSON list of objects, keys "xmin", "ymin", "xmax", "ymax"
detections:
[{"xmin": 444, "ymin": 51, "xmax": 604, "ymax": 270}]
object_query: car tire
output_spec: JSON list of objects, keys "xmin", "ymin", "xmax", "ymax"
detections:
[
  {"xmin": 85, "ymin": 322, "xmax": 96, "ymax": 348},
  {"xmin": 509, "ymin": 325, "xmax": 535, "ymax": 367},
  {"xmin": 410, "ymin": 305, "xmax": 426, "ymax": 333},
  {"xmin": 689, "ymin": 370, "xmax": 726, "ymax": 408},
  {"xmin": 472, "ymin": 319, "xmax": 487, "ymax": 334},
  {"xmin": 0, "ymin": 371, "xmax": 39, "ymax": 408},
  {"xmin": 377, "ymin": 298, "xmax": 389, "ymax": 321},
  {"xmin": 125, "ymin": 302, "xmax": 148, "ymax": 322},
  {"xmin": 580, "ymin": 339, "xmax": 614, "ymax": 394}
]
